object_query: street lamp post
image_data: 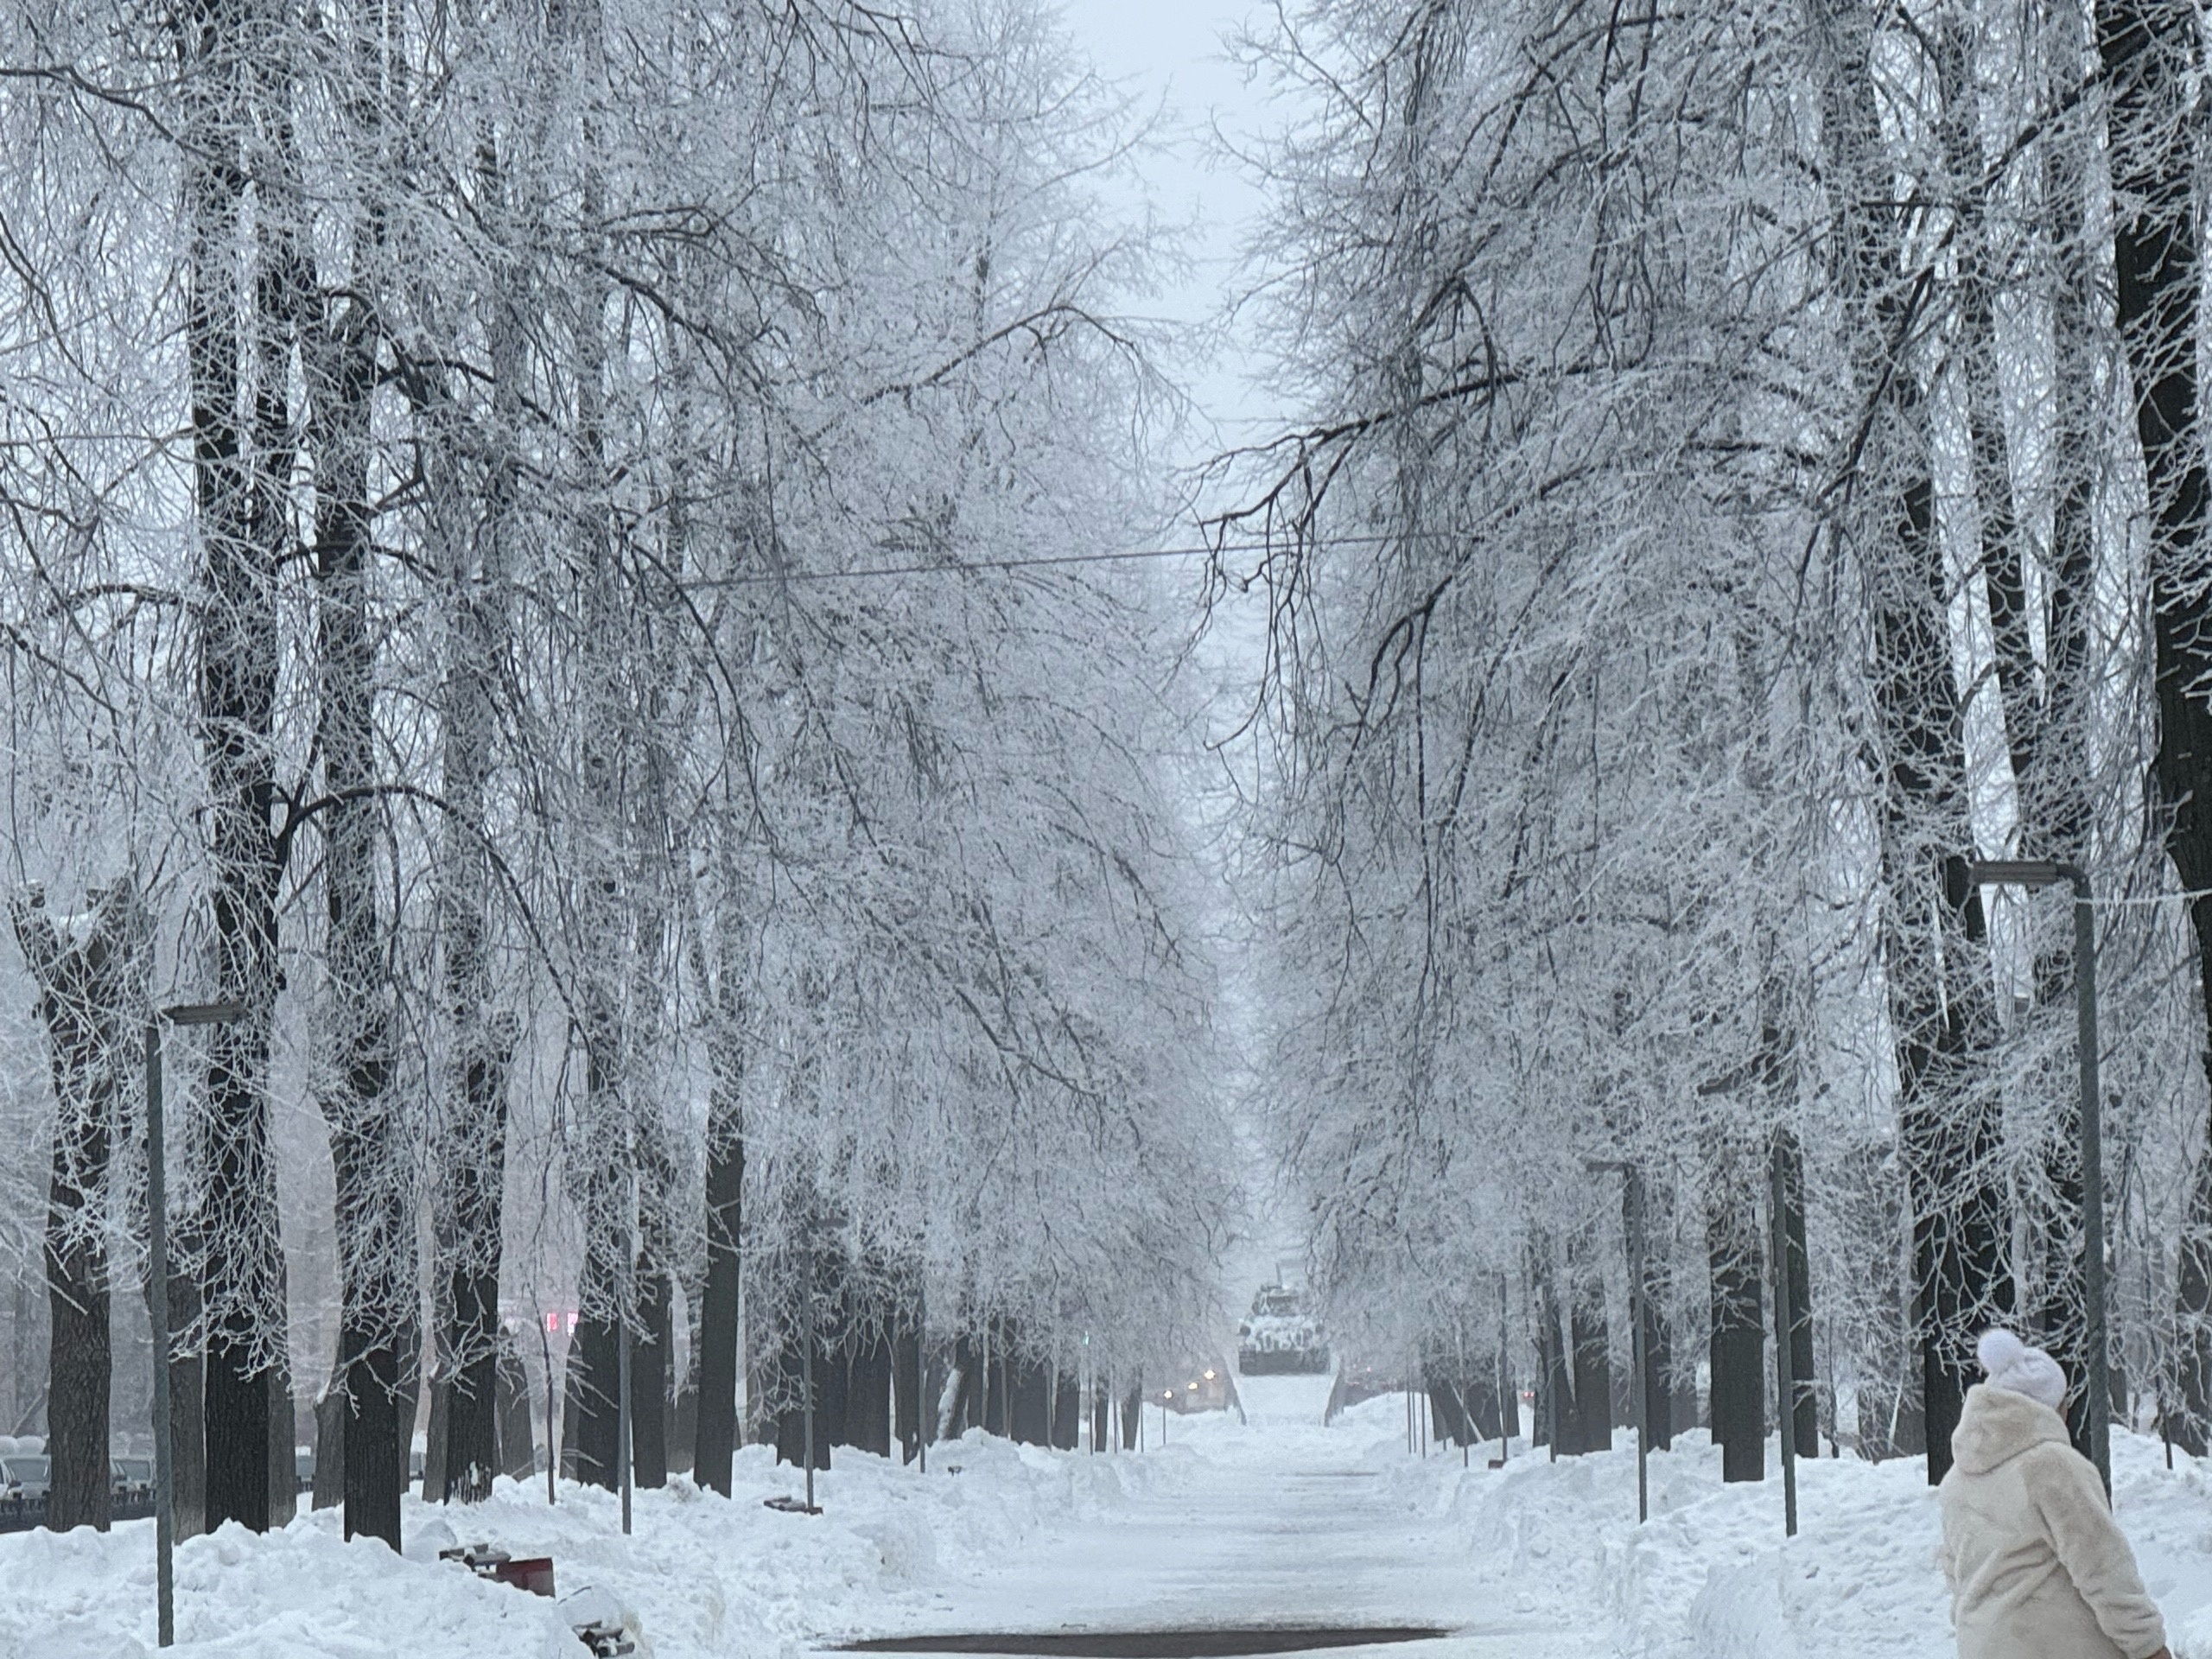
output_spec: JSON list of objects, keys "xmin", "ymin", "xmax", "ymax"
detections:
[
  {"xmin": 147, "ymin": 998, "xmax": 245, "ymax": 1649},
  {"xmin": 1966, "ymin": 858, "xmax": 2109, "ymax": 1491}
]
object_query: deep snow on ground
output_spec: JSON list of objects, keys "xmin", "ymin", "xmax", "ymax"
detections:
[
  {"xmin": 1332, "ymin": 1394, "xmax": 2212, "ymax": 1659},
  {"xmin": 3, "ymin": 1393, "xmax": 2210, "ymax": 1659},
  {"xmin": 0, "ymin": 1433, "xmax": 1191, "ymax": 1659}
]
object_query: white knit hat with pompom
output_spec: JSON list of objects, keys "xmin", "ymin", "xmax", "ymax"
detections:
[{"xmin": 1976, "ymin": 1327, "xmax": 2069, "ymax": 1412}]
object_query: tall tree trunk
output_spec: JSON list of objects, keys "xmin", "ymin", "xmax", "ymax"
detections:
[
  {"xmin": 496, "ymin": 1336, "xmax": 539, "ymax": 1480},
  {"xmin": 691, "ymin": 1043, "xmax": 744, "ymax": 1491},
  {"xmin": 2023, "ymin": 0, "xmax": 2103, "ymax": 1456},
  {"xmin": 1637, "ymin": 1185, "xmax": 1673, "ymax": 1452},
  {"xmin": 893, "ymin": 1295, "xmax": 924, "ymax": 1465},
  {"xmin": 1707, "ymin": 1151, "xmax": 1765, "ymax": 1483},
  {"xmin": 1813, "ymin": 0, "xmax": 2012, "ymax": 1484},
  {"xmin": 1567, "ymin": 1225, "xmax": 1612, "ymax": 1454},
  {"xmin": 2101, "ymin": 0, "xmax": 2212, "ymax": 1454},
  {"xmin": 1774, "ymin": 1130, "xmax": 1816, "ymax": 1455},
  {"xmin": 570, "ymin": 1291, "xmax": 624, "ymax": 1491},
  {"xmin": 1052, "ymin": 1370, "xmax": 1080, "ymax": 1451},
  {"xmin": 1008, "ymin": 1352, "xmax": 1050, "ymax": 1447},
  {"xmin": 631, "ymin": 1260, "xmax": 671, "ymax": 1489},
  {"xmin": 12, "ymin": 882, "xmax": 147, "ymax": 1531},
  {"xmin": 1529, "ymin": 1240, "xmax": 1572, "ymax": 1455},
  {"xmin": 311, "ymin": 1354, "xmax": 345, "ymax": 1511},
  {"xmin": 181, "ymin": 0, "xmax": 290, "ymax": 1535},
  {"xmin": 301, "ymin": 0, "xmax": 410, "ymax": 1544}
]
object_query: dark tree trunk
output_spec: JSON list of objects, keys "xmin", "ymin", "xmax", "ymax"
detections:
[
  {"xmin": 1119, "ymin": 1382, "xmax": 1141, "ymax": 1449},
  {"xmin": 691, "ymin": 1065, "xmax": 743, "ymax": 1492},
  {"xmin": 1052, "ymin": 1372, "xmax": 1081, "ymax": 1450},
  {"xmin": 631, "ymin": 1262, "xmax": 671, "ymax": 1489},
  {"xmin": 893, "ymin": 1306, "xmax": 923, "ymax": 1463},
  {"xmin": 845, "ymin": 1328, "xmax": 893, "ymax": 1457},
  {"xmin": 1531, "ymin": 1243, "xmax": 1572, "ymax": 1454},
  {"xmin": 496, "ymin": 1338, "xmax": 538, "ymax": 1481},
  {"xmin": 47, "ymin": 1080, "xmax": 112, "ymax": 1530},
  {"xmin": 12, "ymin": 882, "xmax": 146, "ymax": 1533},
  {"xmin": 818, "ymin": 1328, "xmax": 851, "ymax": 1453},
  {"xmin": 560, "ymin": 1353, "xmax": 579, "ymax": 1479},
  {"xmin": 1427, "ymin": 1378, "xmax": 1471, "ymax": 1446},
  {"xmin": 177, "ymin": 0, "xmax": 288, "ymax": 1542},
  {"xmin": 267, "ymin": 1300, "xmax": 295, "ymax": 1525},
  {"xmin": 1905, "ymin": 873, "xmax": 2012, "ymax": 1484},
  {"xmin": 946, "ymin": 1335, "xmax": 981, "ymax": 1437},
  {"xmin": 1708, "ymin": 1157, "xmax": 1765, "ymax": 1483},
  {"xmin": 1567, "ymin": 1262, "xmax": 1612, "ymax": 1455},
  {"xmin": 1776, "ymin": 1131, "xmax": 1817, "ymax": 1454},
  {"xmin": 425, "ymin": 99, "xmax": 524, "ymax": 1512},
  {"xmin": 983, "ymin": 1325, "xmax": 1009, "ymax": 1436},
  {"xmin": 1009, "ymin": 1355, "xmax": 1051, "ymax": 1446},
  {"xmin": 772, "ymin": 1319, "xmax": 830, "ymax": 1472},
  {"xmin": 1642, "ymin": 1300, "xmax": 1672, "ymax": 1452},
  {"xmin": 312, "ymin": 1363, "xmax": 345, "ymax": 1511},
  {"xmin": 164, "ymin": 1263, "xmax": 207, "ymax": 1539},
  {"xmin": 423, "ymin": 1377, "xmax": 449, "ymax": 1502},
  {"xmin": 571, "ymin": 1307, "xmax": 623, "ymax": 1491},
  {"xmin": 1636, "ymin": 1185, "xmax": 1674, "ymax": 1452},
  {"xmin": 305, "ymin": 83, "xmax": 410, "ymax": 1539},
  {"xmin": 2101, "ymin": 0, "xmax": 2212, "ymax": 1454},
  {"xmin": 1462, "ymin": 1378, "xmax": 1503, "ymax": 1445},
  {"xmin": 1819, "ymin": 0, "xmax": 2011, "ymax": 1488},
  {"xmin": 439, "ymin": 1020, "xmax": 518, "ymax": 1504}
]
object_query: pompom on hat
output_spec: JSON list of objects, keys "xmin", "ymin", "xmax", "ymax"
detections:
[{"xmin": 1976, "ymin": 1327, "xmax": 2069, "ymax": 1412}]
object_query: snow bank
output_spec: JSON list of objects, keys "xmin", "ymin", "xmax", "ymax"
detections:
[
  {"xmin": 1338, "ymin": 1393, "xmax": 2212, "ymax": 1657},
  {"xmin": 0, "ymin": 1430, "xmax": 1179, "ymax": 1659}
]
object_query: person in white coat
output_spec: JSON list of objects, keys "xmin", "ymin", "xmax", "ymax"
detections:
[{"xmin": 1939, "ymin": 1328, "xmax": 2170, "ymax": 1659}]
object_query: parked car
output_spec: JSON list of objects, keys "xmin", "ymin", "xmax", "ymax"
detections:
[
  {"xmin": 112, "ymin": 1457, "xmax": 154, "ymax": 1506},
  {"xmin": 0, "ymin": 1455, "xmax": 50, "ymax": 1503},
  {"xmin": 1236, "ymin": 1284, "xmax": 1331, "ymax": 1376}
]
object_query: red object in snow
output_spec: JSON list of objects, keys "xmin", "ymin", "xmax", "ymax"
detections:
[
  {"xmin": 493, "ymin": 1557, "xmax": 556, "ymax": 1598},
  {"xmin": 439, "ymin": 1542, "xmax": 556, "ymax": 1599}
]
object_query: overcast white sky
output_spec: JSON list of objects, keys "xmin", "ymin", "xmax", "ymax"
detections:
[
  {"xmin": 1055, "ymin": 0, "xmax": 1277, "ymax": 463},
  {"xmin": 1049, "ymin": 3, "xmax": 1300, "ymax": 1297}
]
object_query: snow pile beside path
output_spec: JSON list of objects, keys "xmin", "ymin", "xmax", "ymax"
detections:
[
  {"xmin": 0, "ymin": 1511, "xmax": 580, "ymax": 1659},
  {"xmin": 0, "ymin": 1429, "xmax": 1179, "ymax": 1659},
  {"xmin": 1344, "ymin": 1393, "xmax": 2212, "ymax": 1658}
]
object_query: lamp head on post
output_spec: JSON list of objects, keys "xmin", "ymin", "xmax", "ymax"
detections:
[
  {"xmin": 1963, "ymin": 859, "xmax": 2087, "ymax": 893},
  {"xmin": 165, "ymin": 999, "xmax": 246, "ymax": 1027}
]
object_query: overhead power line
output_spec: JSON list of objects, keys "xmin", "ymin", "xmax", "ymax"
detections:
[{"xmin": 681, "ymin": 531, "xmax": 1446, "ymax": 587}]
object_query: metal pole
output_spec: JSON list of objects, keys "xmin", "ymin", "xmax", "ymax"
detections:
[
  {"xmin": 619, "ymin": 1166, "xmax": 634, "ymax": 1535},
  {"xmin": 2073, "ymin": 870, "xmax": 2112, "ymax": 1493},
  {"xmin": 1497, "ymin": 1275, "xmax": 1510, "ymax": 1465},
  {"xmin": 618, "ymin": 1315, "xmax": 632, "ymax": 1535},
  {"xmin": 1626, "ymin": 1166, "xmax": 1649, "ymax": 1525},
  {"xmin": 147, "ymin": 1021, "xmax": 175, "ymax": 1649},
  {"xmin": 537, "ymin": 1317, "xmax": 556, "ymax": 1505},
  {"xmin": 1769, "ymin": 1139, "xmax": 1799, "ymax": 1538}
]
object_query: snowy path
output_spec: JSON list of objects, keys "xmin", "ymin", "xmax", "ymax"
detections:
[
  {"xmin": 826, "ymin": 1416, "xmax": 1594, "ymax": 1659},
  {"xmin": 8, "ymin": 1392, "xmax": 2209, "ymax": 1658}
]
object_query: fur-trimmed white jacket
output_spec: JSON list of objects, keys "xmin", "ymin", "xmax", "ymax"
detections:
[{"xmin": 1938, "ymin": 1383, "xmax": 2166, "ymax": 1659}]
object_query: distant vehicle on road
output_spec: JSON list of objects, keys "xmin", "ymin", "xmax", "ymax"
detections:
[
  {"xmin": 1237, "ymin": 1285, "xmax": 1330, "ymax": 1376},
  {"xmin": 112, "ymin": 1456, "xmax": 154, "ymax": 1505},
  {"xmin": 1, "ymin": 1455, "xmax": 50, "ymax": 1504}
]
